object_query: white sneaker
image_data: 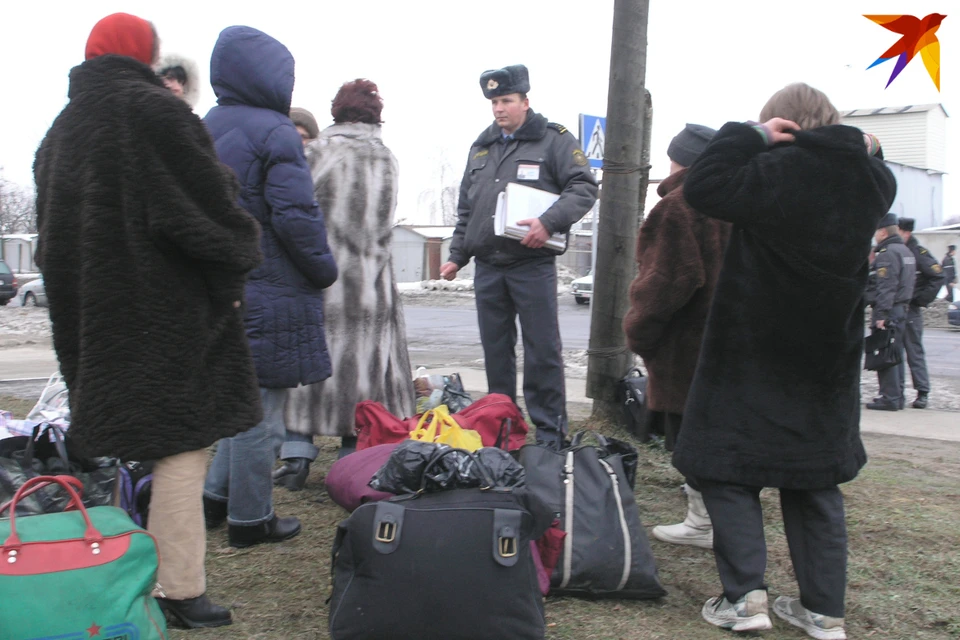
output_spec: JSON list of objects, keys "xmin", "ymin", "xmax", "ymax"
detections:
[
  {"xmin": 653, "ymin": 485, "xmax": 713, "ymax": 548},
  {"xmin": 774, "ymin": 596, "xmax": 846, "ymax": 640},
  {"xmin": 702, "ymin": 589, "xmax": 773, "ymax": 632}
]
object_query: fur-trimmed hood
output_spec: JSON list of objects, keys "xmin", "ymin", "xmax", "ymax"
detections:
[{"xmin": 154, "ymin": 53, "xmax": 201, "ymax": 108}]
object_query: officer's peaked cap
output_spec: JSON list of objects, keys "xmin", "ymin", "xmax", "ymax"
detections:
[
  {"xmin": 897, "ymin": 217, "xmax": 915, "ymax": 232},
  {"xmin": 480, "ymin": 65, "xmax": 530, "ymax": 99}
]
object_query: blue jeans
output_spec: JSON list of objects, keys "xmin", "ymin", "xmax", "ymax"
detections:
[
  {"xmin": 204, "ymin": 388, "xmax": 285, "ymax": 526},
  {"xmin": 273, "ymin": 427, "xmax": 319, "ymax": 462}
]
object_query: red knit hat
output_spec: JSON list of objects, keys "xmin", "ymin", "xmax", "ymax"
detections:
[{"xmin": 84, "ymin": 13, "xmax": 156, "ymax": 65}]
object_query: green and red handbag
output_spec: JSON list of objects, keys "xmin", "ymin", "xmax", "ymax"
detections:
[{"xmin": 0, "ymin": 475, "xmax": 168, "ymax": 639}]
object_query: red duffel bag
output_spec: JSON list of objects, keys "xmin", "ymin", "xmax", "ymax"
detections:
[{"xmin": 355, "ymin": 393, "xmax": 529, "ymax": 451}]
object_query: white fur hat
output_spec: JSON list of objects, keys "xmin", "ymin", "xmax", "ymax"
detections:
[{"xmin": 154, "ymin": 53, "xmax": 201, "ymax": 108}]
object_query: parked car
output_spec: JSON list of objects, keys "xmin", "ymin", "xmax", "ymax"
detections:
[
  {"xmin": 571, "ymin": 271, "xmax": 593, "ymax": 305},
  {"xmin": 949, "ymin": 302, "xmax": 959, "ymax": 328},
  {"xmin": 0, "ymin": 260, "xmax": 18, "ymax": 306},
  {"xmin": 19, "ymin": 276, "xmax": 46, "ymax": 307}
]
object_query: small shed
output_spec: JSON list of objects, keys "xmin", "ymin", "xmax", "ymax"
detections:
[
  {"xmin": 0, "ymin": 234, "xmax": 39, "ymax": 273},
  {"xmin": 883, "ymin": 161, "xmax": 944, "ymax": 230},
  {"xmin": 391, "ymin": 225, "xmax": 474, "ymax": 283},
  {"xmin": 840, "ymin": 103, "xmax": 948, "ymax": 173}
]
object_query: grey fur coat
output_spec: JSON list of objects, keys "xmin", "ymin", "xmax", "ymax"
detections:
[{"xmin": 285, "ymin": 122, "xmax": 415, "ymax": 437}]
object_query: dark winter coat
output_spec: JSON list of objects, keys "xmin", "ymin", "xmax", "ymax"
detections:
[
  {"xmin": 33, "ymin": 54, "xmax": 263, "ymax": 462},
  {"xmin": 904, "ymin": 236, "xmax": 946, "ymax": 307},
  {"xmin": 672, "ymin": 123, "xmax": 897, "ymax": 490},
  {"xmin": 448, "ymin": 111, "xmax": 598, "ymax": 268},
  {"xmin": 623, "ymin": 169, "xmax": 731, "ymax": 414},
  {"xmin": 203, "ymin": 26, "xmax": 338, "ymax": 389}
]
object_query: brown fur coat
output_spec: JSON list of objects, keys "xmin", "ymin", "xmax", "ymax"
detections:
[{"xmin": 623, "ymin": 169, "xmax": 731, "ymax": 414}]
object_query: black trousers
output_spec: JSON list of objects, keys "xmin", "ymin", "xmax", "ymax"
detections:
[
  {"xmin": 474, "ymin": 257, "xmax": 566, "ymax": 440},
  {"xmin": 698, "ymin": 481, "xmax": 848, "ymax": 618}
]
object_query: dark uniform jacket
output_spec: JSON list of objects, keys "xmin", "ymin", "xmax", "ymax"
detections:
[
  {"xmin": 904, "ymin": 236, "xmax": 946, "ymax": 307},
  {"xmin": 448, "ymin": 110, "xmax": 598, "ymax": 268},
  {"xmin": 943, "ymin": 252, "xmax": 956, "ymax": 284},
  {"xmin": 871, "ymin": 235, "xmax": 916, "ymax": 323},
  {"xmin": 672, "ymin": 123, "xmax": 896, "ymax": 490}
]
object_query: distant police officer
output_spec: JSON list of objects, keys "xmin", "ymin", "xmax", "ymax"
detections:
[
  {"xmin": 867, "ymin": 213, "xmax": 916, "ymax": 411},
  {"xmin": 943, "ymin": 244, "xmax": 956, "ymax": 303},
  {"xmin": 440, "ymin": 64, "xmax": 599, "ymax": 447},
  {"xmin": 897, "ymin": 218, "xmax": 946, "ymax": 408}
]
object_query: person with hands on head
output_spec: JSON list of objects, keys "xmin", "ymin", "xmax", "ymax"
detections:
[
  {"xmin": 672, "ymin": 83, "xmax": 896, "ymax": 639},
  {"xmin": 440, "ymin": 64, "xmax": 598, "ymax": 448}
]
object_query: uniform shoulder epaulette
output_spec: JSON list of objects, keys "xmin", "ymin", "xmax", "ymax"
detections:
[
  {"xmin": 920, "ymin": 248, "xmax": 928, "ymax": 255},
  {"xmin": 547, "ymin": 122, "xmax": 569, "ymax": 135},
  {"xmin": 877, "ymin": 247, "xmax": 887, "ymax": 253}
]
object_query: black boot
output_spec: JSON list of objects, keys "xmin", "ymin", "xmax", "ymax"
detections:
[
  {"xmin": 338, "ymin": 436, "xmax": 358, "ymax": 460},
  {"xmin": 157, "ymin": 594, "xmax": 232, "ymax": 629},
  {"xmin": 203, "ymin": 496, "xmax": 227, "ymax": 530},
  {"xmin": 866, "ymin": 399, "xmax": 900, "ymax": 411},
  {"xmin": 273, "ymin": 458, "xmax": 310, "ymax": 491},
  {"xmin": 228, "ymin": 514, "xmax": 302, "ymax": 549},
  {"xmin": 912, "ymin": 392, "xmax": 929, "ymax": 409}
]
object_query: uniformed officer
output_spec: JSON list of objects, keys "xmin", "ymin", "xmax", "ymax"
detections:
[
  {"xmin": 440, "ymin": 64, "xmax": 599, "ymax": 448},
  {"xmin": 866, "ymin": 213, "xmax": 916, "ymax": 411},
  {"xmin": 944, "ymin": 244, "xmax": 957, "ymax": 302},
  {"xmin": 897, "ymin": 218, "xmax": 946, "ymax": 408}
]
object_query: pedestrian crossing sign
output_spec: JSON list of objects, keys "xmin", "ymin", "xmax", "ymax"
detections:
[{"xmin": 578, "ymin": 114, "xmax": 606, "ymax": 170}]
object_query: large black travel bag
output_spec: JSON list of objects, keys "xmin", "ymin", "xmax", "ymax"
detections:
[
  {"xmin": 328, "ymin": 449, "xmax": 552, "ymax": 640},
  {"xmin": 519, "ymin": 432, "xmax": 666, "ymax": 599}
]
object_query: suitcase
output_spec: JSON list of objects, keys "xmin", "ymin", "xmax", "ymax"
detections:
[{"xmin": 328, "ymin": 450, "xmax": 552, "ymax": 640}]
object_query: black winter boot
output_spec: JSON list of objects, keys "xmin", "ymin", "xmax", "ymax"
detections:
[
  {"xmin": 228, "ymin": 515, "xmax": 301, "ymax": 549},
  {"xmin": 273, "ymin": 458, "xmax": 310, "ymax": 491},
  {"xmin": 157, "ymin": 594, "xmax": 232, "ymax": 628}
]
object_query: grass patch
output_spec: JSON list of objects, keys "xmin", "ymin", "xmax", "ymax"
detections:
[
  {"xmin": 169, "ymin": 417, "xmax": 960, "ymax": 640},
  {"xmin": 4, "ymin": 393, "xmax": 955, "ymax": 639}
]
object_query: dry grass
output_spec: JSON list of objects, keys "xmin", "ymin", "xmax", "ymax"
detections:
[{"xmin": 3, "ymin": 395, "xmax": 957, "ymax": 639}]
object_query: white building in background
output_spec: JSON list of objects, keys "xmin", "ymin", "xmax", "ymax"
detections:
[{"xmin": 841, "ymin": 104, "xmax": 948, "ymax": 229}]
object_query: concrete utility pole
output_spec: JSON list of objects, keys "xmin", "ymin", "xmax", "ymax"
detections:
[{"xmin": 586, "ymin": 0, "xmax": 650, "ymax": 421}]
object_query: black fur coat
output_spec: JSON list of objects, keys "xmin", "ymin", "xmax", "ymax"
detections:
[
  {"xmin": 33, "ymin": 55, "xmax": 264, "ymax": 462},
  {"xmin": 672, "ymin": 123, "xmax": 896, "ymax": 490}
]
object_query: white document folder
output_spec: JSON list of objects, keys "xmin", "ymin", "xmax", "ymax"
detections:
[{"xmin": 494, "ymin": 183, "xmax": 568, "ymax": 253}]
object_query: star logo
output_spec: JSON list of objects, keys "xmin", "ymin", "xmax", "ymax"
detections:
[
  {"xmin": 487, "ymin": 79, "xmax": 499, "ymax": 90},
  {"xmin": 86, "ymin": 622, "xmax": 102, "ymax": 637},
  {"xmin": 865, "ymin": 14, "xmax": 946, "ymax": 91}
]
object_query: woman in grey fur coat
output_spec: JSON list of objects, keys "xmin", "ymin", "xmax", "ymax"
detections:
[{"xmin": 275, "ymin": 79, "xmax": 415, "ymax": 489}]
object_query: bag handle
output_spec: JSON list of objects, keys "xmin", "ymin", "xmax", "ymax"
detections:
[
  {"xmin": 0, "ymin": 474, "xmax": 86, "ymax": 516},
  {"xmin": 494, "ymin": 418, "xmax": 513, "ymax": 451},
  {"xmin": 624, "ymin": 367, "xmax": 644, "ymax": 379},
  {"xmin": 570, "ymin": 430, "xmax": 610, "ymax": 449},
  {"xmin": 1, "ymin": 476, "xmax": 103, "ymax": 551},
  {"xmin": 22, "ymin": 423, "xmax": 70, "ymax": 467},
  {"xmin": 418, "ymin": 447, "xmax": 497, "ymax": 491}
]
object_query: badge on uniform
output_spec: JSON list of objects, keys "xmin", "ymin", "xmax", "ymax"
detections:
[
  {"xmin": 877, "ymin": 267, "xmax": 888, "ymax": 278},
  {"xmin": 517, "ymin": 164, "xmax": 540, "ymax": 181}
]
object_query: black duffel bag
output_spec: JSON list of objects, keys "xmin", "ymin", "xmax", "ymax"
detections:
[
  {"xmin": 329, "ymin": 448, "xmax": 553, "ymax": 640},
  {"xmin": 519, "ymin": 431, "xmax": 666, "ymax": 600}
]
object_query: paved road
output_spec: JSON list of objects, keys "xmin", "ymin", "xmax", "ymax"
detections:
[
  {"xmin": 1, "ymin": 300, "xmax": 957, "ymax": 385},
  {"xmin": 406, "ymin": 300, "xmax": 960, "ymax": 378}
]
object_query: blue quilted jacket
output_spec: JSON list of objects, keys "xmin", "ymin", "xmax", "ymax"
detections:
[{"xmin": 204, "ymin": 26, "xmax": 337, "ymax": 388}]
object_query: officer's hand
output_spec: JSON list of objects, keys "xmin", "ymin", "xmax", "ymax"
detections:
[
  {"xmin": 762, "ymin": 117, "xmax": 800, "ymax": 143},
  {"xmin": 876, "ymin": 319, "xmax": 886, "ymax": 330},
  {"xmin": 440, "ymin": 262, "xmax": 459, "ymax": 281},
  {"xmin": 517, "ymin": 218, "xmax": 551, "ymax": 249}
]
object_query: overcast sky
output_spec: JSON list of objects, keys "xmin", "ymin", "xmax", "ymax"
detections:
[{"xmin": 0, "ymin": 0, "xmax": 954, "ymax": 223}]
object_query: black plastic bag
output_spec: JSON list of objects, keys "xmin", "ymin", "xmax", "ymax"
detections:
[
  {"xmin": 0, "ymin": 424, "xmax": 118, "ymax": 516},
  {"xmin": 369, "ymin": 441, "xmax": 525, "ymax": 495}
]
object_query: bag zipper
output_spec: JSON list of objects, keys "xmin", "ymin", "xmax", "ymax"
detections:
[{"xmin": 598, "ymin": 458, "xmax": 631, "ymax": 591}]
